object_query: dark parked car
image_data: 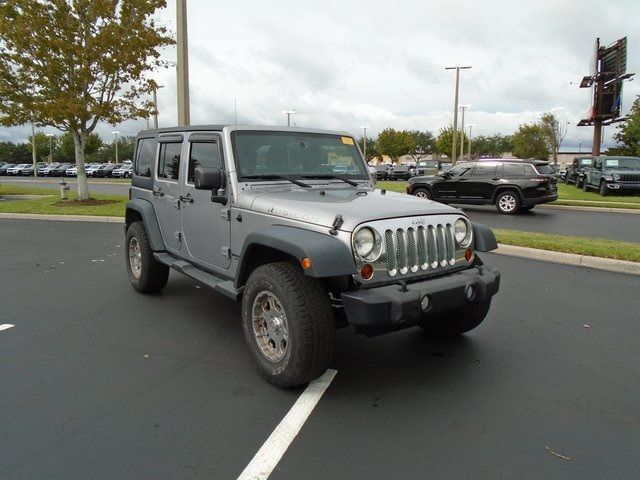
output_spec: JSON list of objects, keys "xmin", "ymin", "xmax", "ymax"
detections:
[
  {"xmin": 407, "ymin": 159, "xmax": 558, "ymax": 214},
  {"xmin": 389, "ymin": 164, "xmax": 412, "ymax": 181},
  {"xmin": 0, "ymin": 163, "xmax": 15, "ymax": 175},
  {"xmin": 372, "ymin": 164, "xmax": 391, "ymax": 180},
  {"xmin": 95, "ymin": 163, "xmax": 117, "ymax": 178},
  {"xmin": 565, "ymin": 156, "xmax": 593, "ymax": 187},
  {"xmin": 582, "ymin": 156, "xmax": 640, "ymax": 196},
  {"xmin": 49, "ymin": 163, "xmax": 72, "ymax": 176}
]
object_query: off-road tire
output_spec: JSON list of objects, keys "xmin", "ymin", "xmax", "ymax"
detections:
[
  {"xmin": 575, "ymin": 177, "xmax": 582, "ymax": 188},
  {"xmin": 420, "ymin": 299, "xmax": 492, "ymax": 337},
  {"xmin": 413, "ymin": 188, "xmax": 432, "ymax": 200},
  {"xmin": 241, "ymin": 262, "xmax": 335, "ymax": 388},
  {"xmin": 125, "ymin": 221, "xmax": 169, "ymax": 293},
  {"xmin": 495, "ymin": 190, "xmax": 521, "ymax": 214},
  {"xmin": 599, "ymin": 181, "xmax": 609, "ymax": 196},
  {"xmin": 582, "ymin": 180, "xmax": 589, "ymax": 192}
]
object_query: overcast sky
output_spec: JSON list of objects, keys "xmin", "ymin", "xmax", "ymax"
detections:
[{"xmin": 1, "ymin": 0, "xmax": 639, "ymax": 151}]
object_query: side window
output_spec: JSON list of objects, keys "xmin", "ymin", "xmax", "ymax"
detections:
[
  {"xmin": 523, "ymin": 164, "xmax": 536, "ymax": 176},
  {"xmin": 502, "ymin": 163, "xmax": 525, "ymax": 176},
  {"xmin": 157, "ymin": 142, "xmax": 183, "ymax": 181},
  {"xmin": 188, "ymin": 141, "xmax": 223, "ymax": 183},
  {"xmin": 472, "ymin": 163, "xmax": 497, "ymax": 176},
  {"xmin": 134, "ymin": 138, "xmax": 156, "ymax": 177}
]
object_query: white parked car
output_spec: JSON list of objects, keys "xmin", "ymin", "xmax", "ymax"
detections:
[
  {"xmin": 65, "ymin": 166, "xmax": 78, "ymax": 177},
  {"xmin": 85, "ymin": 164, "xmax": 101, "ymax": 177},
  {"xmin": 112, "ymin": 164, "xmax": 133, "ymax": 178},
  {"xmin": 38, "ymin": 163, "xmax": 61, "ymax": 176},
  {"xmin": 6, "ymin": 164, "xmax": 29, "ymax": 175}
]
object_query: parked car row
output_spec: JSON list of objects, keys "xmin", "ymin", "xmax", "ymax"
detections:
[
  {"xmin": 407, "ymin": 158, "xmax": 558, "ymax": 214},
  {"xmin": 563, "ymin": 155, "xmax": 640, "ymax": 196},
  {"xmin": 0, "ymin": 161, "xmax": 132, "ymax": 178},
  {"xmin": 369, "ymin": 161, "xmax": 453, "ymax": 181}
]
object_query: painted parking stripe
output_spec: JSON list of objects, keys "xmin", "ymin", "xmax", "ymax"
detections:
[
  {"xmin": 237, "ymin": 369, "xmax": 337, "ymax": 480},
  {"xmin": 0, "ymin": 324, "xmax": 15, "ymax": 332}
]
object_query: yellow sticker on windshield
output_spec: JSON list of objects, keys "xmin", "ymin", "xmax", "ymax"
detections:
[{"xmin": 341, "ymin": 137, "xmax": 354, "ymax": 145}]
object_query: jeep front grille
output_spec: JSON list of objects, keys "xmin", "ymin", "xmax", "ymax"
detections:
[
  {"xmin": 384, "ymin": 223, "xmax": 456, "ymax": 276},
  {"xmin": 619, "ymin": 173, "xmax": 640, "ymax": 182}
]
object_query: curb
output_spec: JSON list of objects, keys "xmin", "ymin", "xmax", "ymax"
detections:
[
  {"xmin": 1, "ymin": 213, "xmax": 638, "ymax": 276},
  {"xmin": 494, "ymin": 243, "xmax": 640, "ymax": 276},
  {"xmin": 540, "ymin": 204, "xmax": 640, "ymax": 215},
  {"xmin": 0, "ymin": 212, "xmax": 124, "ymax": 223}
]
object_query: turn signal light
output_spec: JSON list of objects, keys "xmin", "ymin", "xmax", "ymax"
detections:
[
  {"xmin": 301, "ymin": 257, "xmax": 312, "ymax": 270},
  {"xmin": 464, "ymin": 248, "xmax": 474, "ymax": 262},
  {"xmin": 361, "ymin": 264, "xmax": 374, "ymax": 280}
]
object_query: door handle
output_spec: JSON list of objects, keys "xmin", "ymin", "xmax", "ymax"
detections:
[
  {"xmin": 179, "ymin": 194, "xmax": 194, "ymax": 203},
  {"xmin": 152, "ymin": 187, "xmax": 164, "ymax": 196},
  {"xmin": 492, "ymin": 178, "xmax": 500, "ymax": 181}
]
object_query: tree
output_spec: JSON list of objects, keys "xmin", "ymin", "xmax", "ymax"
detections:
[
  {"xmin": 27, "ymin": 131, "xmax": 54, "ymax": 162},
  {"xmin": 357, "ymin": 136, "xmax": 378, "ymax": 162},
  {"xmin": 407, "ymin": 130, "xmax": 435, "ymax": 162},
  {"xmin": 375, "ymin": 128, "xmax": 415, "ymax": 163},
  {"xmin": 512, "ymin": 124, "xmax": 550, "ymax": 160},
  {"xmin": 435, "ymin": 126, "xmax": 468, "ymax": 160},
  {"xmin": 93, "ymin": 135, "xmax": 135, "ymax": 163},
  {"xmin": 470, "ymin": 134, "xmax": 513, "ymax": 158},
  {"xmin": 59, "ymin": 132, "xmax": 103, "ymax": 163},
  {"xmin": 612, "ymin": 96, "xmax": 640, "ymax": 156},
  {"xmin": 540, "ymin": 112, "xmax": 568, "ymax": 165},
  {"xmin": 0, "ymin": 1, "xmax": 173, "ymax": 199}
]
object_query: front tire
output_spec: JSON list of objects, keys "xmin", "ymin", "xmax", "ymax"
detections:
[
  {"xmin": 241, "ymin": 262, "xmax": 335, "ymax": 388},
  {"xmin": 125, "ymin": 221, "xmax": 169, "ymax": 293},
  {"xmin": 420, "ymin": 300, "xmax": 491, "ymax": 337},
  {"xmin": 413, "ymin": 188, "xmax": 432, "ymax": 200},
  {"xmin": 599, "ymin": 182, "xmax": 609, "ymax": 196},
  {"xmin": 582, "ymin": 180, "xmax": 588, "ymax": 192},
  {"xmin": 495, "ymin": 190, "xmax": 521, "ymax": 214}
]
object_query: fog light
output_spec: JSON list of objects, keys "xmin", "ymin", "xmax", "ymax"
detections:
[
  {"xmin": 421, "ymin": 295, "xmax": 430, "ymax": 311},
  {"xmin": 464, "ymin": 285, "xmax": 476, "ymax": 301},
  {"xmin": 361, "ymin": 264, "xmax": 374, "ymax": 280}
]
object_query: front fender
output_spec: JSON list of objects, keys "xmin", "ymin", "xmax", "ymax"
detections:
[
  {"xmin": 236, "ymin": 225, "xmax": 357, "ymax": 286},
  {"xmin": 472, "ymin": 223, "xmax": 498, "ymax": 252}
]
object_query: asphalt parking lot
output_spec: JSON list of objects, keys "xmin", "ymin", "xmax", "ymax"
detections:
[{"xmin": 1, "ymin": 219, "xmax": 639, "ymax": 479}]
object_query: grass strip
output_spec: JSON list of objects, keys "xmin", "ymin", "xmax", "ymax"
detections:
[
  {"xmin": 493, "ymin": 229, "xmax": 640, "ymax": 263},
  {"xmin": 0, "ymin": 185, "xmax": 126, "ymax": 217}
]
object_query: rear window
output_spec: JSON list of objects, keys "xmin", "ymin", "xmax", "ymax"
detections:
[
  {"xmin": 535, "ymin": 164, "xmax": 555, "ymax": 174},
  {"xmin": 502, "ymin": 163, "xmax": 525, "ymax": 176},
  {"xmin": 157, "ymin": 142, "xmax": 183, "ymax": 181},
  {"xmin": 134, "ymin": 138, "xmax": 157, "ymax": 177}
]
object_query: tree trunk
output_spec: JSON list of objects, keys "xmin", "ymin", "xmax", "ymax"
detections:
[{"xmin": 72, "ymin": 129, "xmax": 90, "ymax": 201}]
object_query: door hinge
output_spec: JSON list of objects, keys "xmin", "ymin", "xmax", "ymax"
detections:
[
  {"xmin": 174, "ymin": 231, "xmax": 182, "ymax": 242},
  {"xmin": 221, "ymin": 208, "xmax": 230, "ymax": 221},
  {"xmin": 221, "ymin": 247, "xmax": 231, "ymax": 259}
]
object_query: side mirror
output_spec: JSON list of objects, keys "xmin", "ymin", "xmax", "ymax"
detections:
[
  {"xmin": 441, "ymin": 171, "xmax": 452, "ymax": 178},
  {"xmin": 194, "ymin": 166, "xmax": 223, "ymax": 190}
]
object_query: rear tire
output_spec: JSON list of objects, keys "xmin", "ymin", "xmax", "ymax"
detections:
[
  {"xmin": 495, "ymin": 190, "xmax": 521, "ymax": 214},
  {"xmin": 125, "ymin": 221, "xmax": 169, "ymax": 293},
  {"xmin": 241, "ymin": 262, "xmax": 335, "ymax": 388},
  {"xmin": 420, "ymin": 300, "xmax": 492, "ymax": 337},
  {"xmin": 413, "ymin": 188, "xmax": 432, "ymax": 200}
]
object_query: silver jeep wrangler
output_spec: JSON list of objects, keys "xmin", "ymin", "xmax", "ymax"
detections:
[{"xmin": 125, "ymin": 125, "xmax": 501, "ymax": 387}]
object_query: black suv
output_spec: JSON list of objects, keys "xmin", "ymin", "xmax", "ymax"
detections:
[
  {"xmin": 389, "ymin": 164, "xmax": 412, "ymax": 180},
  {"xmin": 565, "ymin": 156, "xmax": 593, "ymax": 187},
  {"xmin": 407, "ymin": 159, "xmax": 558, "ymax": 214}
]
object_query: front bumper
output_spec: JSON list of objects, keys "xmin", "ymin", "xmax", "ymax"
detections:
[
  {"xmin": 341, "ymin": 265, "xmax": 500, "ymax": 335},
  {"xmin": 605, "ymin": 182, "xmax": 640, "ymax": 192}
]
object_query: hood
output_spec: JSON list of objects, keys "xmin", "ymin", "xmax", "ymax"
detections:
[{"xmin": 248, "ymin": 186, "xmax": 462, "ymax": 232}]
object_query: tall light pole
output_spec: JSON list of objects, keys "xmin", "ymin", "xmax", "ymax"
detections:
[
  {"xmin": 445, "ymin": 65, "xmax": 471, "ymax": 166},
  {"xmin": 467, "ymin": 124, "xmax": 476, "ymax": 158},
  {"xmin": 31, "ymin": 124, "xmax": 37, "ymax": 177},
  {"xmin": 458, "ymin": 104, "xmax": 471, "ymax": 158},
  {"xmin": 46, "ymin": 133, "xmax": 55, "ymax": 163},
  {"xmin": 360, "ymin": 125, "xmax": 369, "ymax": 160},
  {"xmin": 151, "ymin": 82, "xmax": 164, "ymax": 129},
  {"xmin": 176, "ymin": 0, "xmax": 191, "ymax": 126},
  {"xmin": 112, "ymin": 131, "xmax": 120, "ymax": 164},
  {"xmin": 578, "ymin": 141, "xmax": 582, "ymax": 153},
  {"xmin": 282, "ymin": 110, "xmax": 295, "ymax": 126}
]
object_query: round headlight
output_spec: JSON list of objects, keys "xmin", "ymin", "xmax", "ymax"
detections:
[
  {"xmin": 454, "ymin": 219, "xmax": 469, "ymax": 245},
  {"xmin": 354, "ymin": 227, "xmax": 375, "ymax": 257}
]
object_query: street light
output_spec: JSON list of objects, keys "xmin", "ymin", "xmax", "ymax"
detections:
[
  {"xmin": 467, "ymin": 124, "xmax": 476, "ymax": 158},
  {"xmin": 45, "ymin": 133, "xmax": 55, "ymax": 163},
  {"xmin": 150, "ymin": 82, "xmax": 164, "ymax": 129},
  {"xmin": 282, "ymin": 109, "xmax": 295, "ymax": 127},
  {"xmin": 176, "ymin": 0, "xmax": 191, "ymax": 126},
  {"xmin": 458, "ymin": 104, "xmax": 471, "ymax": 158},
  {"xmin": 360, "ymin": 126, "xmax": 370, "ymax": 160},
  {"xmin": 112, "ymin": 131, "xmax": 120, "ymax": 164},
  {"xmin": 578, "ymin": 141, "xmax": 582, "ymax": 153},
  {"xmin": 445, "ymin": 65, "xmax": 471, "ymax": 166}
]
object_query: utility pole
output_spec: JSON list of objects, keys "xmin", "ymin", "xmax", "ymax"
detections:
[
  {"xmin": 360, "ymin": 125, "xmax": 369, "ymax": 160},
  {"xmin": 112, "ymin": 131, "xmax": 120, "ymax": 163},
  {"xmin": 459, "ymin": 104, "xmax": 471, "ymax": 158},
  {"xmin": 31, "ymin": 124, "xmax": 37, "ymax": 177},
  {"xmin": 467, "ymin": 124, "xmax": 475, "ymax": 158},
  {"xmin": 46, "ymin": 133, "xmax": 54, "ymax": 163},
  {"xmin": 176, "ymin": 0, "xmax": 191, "ymax": 126},
  {"xmin": 445, "ymin": 65, "xmax": 471, "ymax": 166},
  {"xmin": 282, "ymin": 110, "xmax": 295, "ymax": 126},
  {"xmin": 152, "ymin": 83, "xmax": 164, "ymax": 129}
]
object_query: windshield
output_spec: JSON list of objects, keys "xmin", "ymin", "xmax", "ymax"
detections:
[
  {"xmin": 579, "ymin": 159, "xmax": 592, "ymax": 166},
  {"xmin": 233, "ymin": 131, "xmax": 368, "ymax": 180},
  {"xmin": 604, "ymin": 157, "xmax": 640, "ymax": 169},
  {"xmin": 418, "ymin": 161, "xmax": 438, "ymax": 168}
]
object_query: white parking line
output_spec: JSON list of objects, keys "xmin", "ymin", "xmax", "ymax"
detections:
[
  {"xmin": 0, "ymin": 324, "xmax": 15, "ymax": 332},
  {"xmin": 237, "ymin": 369, "xmax": 337, "ymax": 480}
]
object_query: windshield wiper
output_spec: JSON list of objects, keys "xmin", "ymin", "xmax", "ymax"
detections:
[
  {"xmin": 242, "ymin": 174, "xmax": 311, "ymax": 188},
  {"xmin": 300, "ymin": 174, "xmax": 360, "ymax": 187}
]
